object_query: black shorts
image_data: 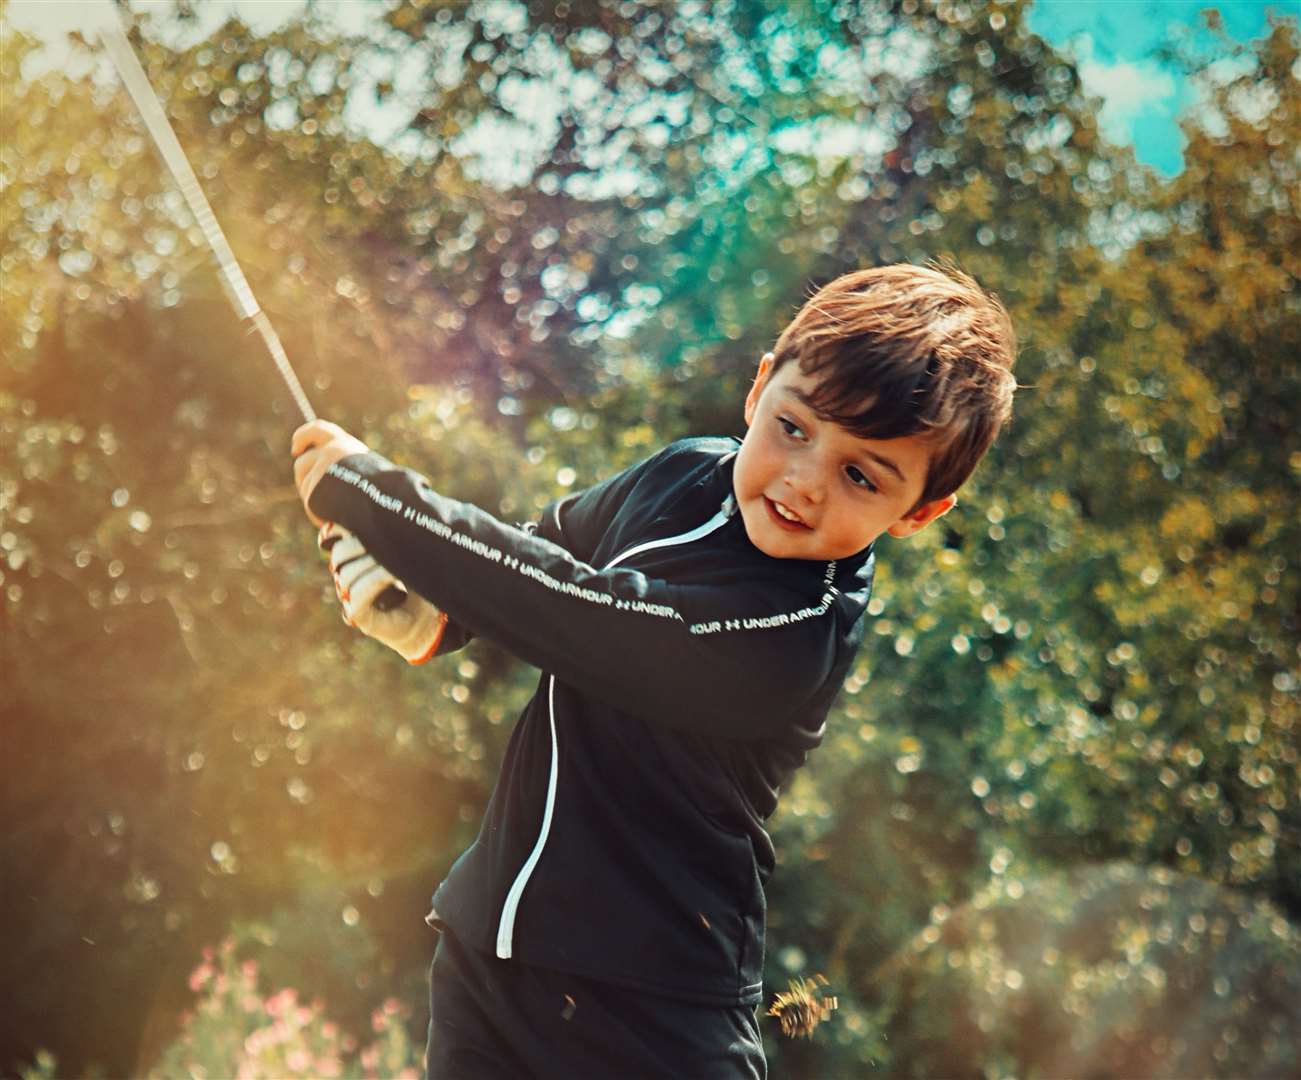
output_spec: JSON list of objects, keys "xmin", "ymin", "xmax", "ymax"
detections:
[{"xmin": 425, "ymin": 926, "xmax": 766, "ymax": 1080}]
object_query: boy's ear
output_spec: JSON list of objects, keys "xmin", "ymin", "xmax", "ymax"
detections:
[
  {"xmin": 744, "ymin": 352, "xmax": 776, "ymax": 426},
  {"xmin": 886, "ymin": 493, "xmax": 957, "ymax": 538}
]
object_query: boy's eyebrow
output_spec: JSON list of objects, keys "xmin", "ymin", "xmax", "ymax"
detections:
[{"xmin": 783, "ymin": 387, "xmax": 908, "ymax": 486}]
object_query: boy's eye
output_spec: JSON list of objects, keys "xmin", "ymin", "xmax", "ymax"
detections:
[
  {"xmin": 846, "ymin": 465, "xmax": 877, "ymax": 492},
  {"xmin": 778, "ymin": 416, "xmax": 878, "ymax": 492}
]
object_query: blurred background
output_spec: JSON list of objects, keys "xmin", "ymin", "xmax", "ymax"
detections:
[{"xmin": 2, "ymin": 0, "xmax": 1297, "ymax": 1076}]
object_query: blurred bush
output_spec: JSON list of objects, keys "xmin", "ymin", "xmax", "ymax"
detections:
[{"xmin": 2, "ymin": 1, "xmax": 1297, "ymax": 1076}]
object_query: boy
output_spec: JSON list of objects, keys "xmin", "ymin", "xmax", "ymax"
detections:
[{"xmin": 292, "ymin": 262, "xmax": 1017, "ymax": 1078}]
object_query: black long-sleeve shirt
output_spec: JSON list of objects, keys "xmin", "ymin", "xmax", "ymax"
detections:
[{"xmin": 308, "ymin": 435, "xmax": 875, "ymax": 1005}]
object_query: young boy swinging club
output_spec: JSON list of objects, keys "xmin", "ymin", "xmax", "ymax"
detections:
[{"xmin": 292, "ymin": 262, "xmax": 1017, "ymax": 1078}]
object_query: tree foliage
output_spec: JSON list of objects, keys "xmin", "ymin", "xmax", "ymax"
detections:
[{"xmin": 2, "ymin": 1, "xmax": 1297, "ymax": 1076}]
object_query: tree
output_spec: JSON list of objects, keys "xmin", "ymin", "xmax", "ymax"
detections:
[{"xmin": 3, "ymin": 2, "xmax": 1297, "ymax": 1076}]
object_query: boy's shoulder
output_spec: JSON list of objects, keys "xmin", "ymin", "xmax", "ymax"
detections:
[
  {"xmin": 653, "ymin": 434, "xmax": 742, "ymax": 468},
  {"xmin": 627, "ymin": 435, "xmax": 741, "ymax": 494}
]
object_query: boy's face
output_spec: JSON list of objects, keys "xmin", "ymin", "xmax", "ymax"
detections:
[{"xmin": 732, "ymin": 353, "xmax": 956, "ymax": 561}]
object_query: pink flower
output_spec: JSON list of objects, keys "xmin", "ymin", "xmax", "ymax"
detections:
[
  {"xmin": 382, "ymin": 997, "xmax": 402, "ymax": 1016},
  {"xmin": 202, "ymin": 946, "xmax": 216, "ymax": 963},
  {"xmin": 188, "ymin": 963, "xmax": 214, "ymax": 992},
  {"xmin": 286, "ymin": 1049, "xmax": 310, "ymax": 1072},
  {"xmin": 321, "ymin": 1021, "xmax": 338, "ymax": 1040},
  {"xmin": 315, "ymin": 1057, "xmax": 343, "ymax": 1077},
  {"xmin": 265, "ymin": 988, "xmax": 297, "ymax": 1018}
]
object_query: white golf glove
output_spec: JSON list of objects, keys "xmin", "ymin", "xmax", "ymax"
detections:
[{"xmin": 318, "ymin": 522, "xmax": 448, "ymax": 665}]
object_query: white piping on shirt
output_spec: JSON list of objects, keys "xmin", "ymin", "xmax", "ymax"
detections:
[
  {"xmin": 494, "ymin": 494, "xmax": 739, "ymax": 958},
  {"xmin": 494, "ymin": 673, "xmax": 561, "ymax": 958}
]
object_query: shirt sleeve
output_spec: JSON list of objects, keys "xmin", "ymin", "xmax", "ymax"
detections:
[
  {"xmin": 426, "ymin": 514, "xmax": 548, "ymax": 659},
  {"xmin": 308, "ymin": 449, "xmax": 840, "ymax": 740},
  {"xmin": 408, "ymin": 453, "xmax": 651, "ymax": 660}
]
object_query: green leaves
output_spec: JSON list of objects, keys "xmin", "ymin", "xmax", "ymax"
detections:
[{"xmin": 2, "ymin": 2, "xmax": 1298, "ymax": 1077}]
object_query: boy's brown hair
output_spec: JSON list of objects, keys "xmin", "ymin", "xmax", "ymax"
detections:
[{"xmin": 769, "ymin": 262, "xmax": 1017, "ymax": 513}]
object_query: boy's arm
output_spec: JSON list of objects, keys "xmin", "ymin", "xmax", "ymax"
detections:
[
  {"xmin": 307, "ymin": 448, "xmax": 841, "ymax": 741},
  {"xmin": 319, "ymin": 444, "xmax": 664, "ymax": 661},
  {"xmin": 419, "ymin": 476, "xmax": 589, "ymax": 657},
  {"xmin": 328, "ymin": 498, "xmax": 589, "ymax": 662}
]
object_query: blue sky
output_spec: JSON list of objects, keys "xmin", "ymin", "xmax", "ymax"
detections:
[
  {"xmin": 1027, "ymin": 0, "xmax": 1285, "ymax": 174},
  {"xmin": 6, "ymin": 1, "xmax": 1291, "ymax": 178}
]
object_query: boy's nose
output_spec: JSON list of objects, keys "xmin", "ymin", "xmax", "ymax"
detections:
[{"xmin": 782, "ymin": 466, "xmax": 823, "ymax": 509}]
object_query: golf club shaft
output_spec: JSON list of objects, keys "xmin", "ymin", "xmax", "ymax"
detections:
[
  {"xmin": 97, "ymin": 12, "xmax": 316, "ymax": 424},
  {"xmin": 99, "ymin": 8, "xmax": 410, "ymax": 612}
]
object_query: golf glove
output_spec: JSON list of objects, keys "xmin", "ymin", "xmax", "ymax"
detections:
[{"xmin": 318, "ymin": 522, "xmax": 447, "ymax": 665}]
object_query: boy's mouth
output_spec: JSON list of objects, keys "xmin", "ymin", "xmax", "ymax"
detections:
[{"xmin": 764, "ymin": 496, "xmax": 810, "ymax": 531}]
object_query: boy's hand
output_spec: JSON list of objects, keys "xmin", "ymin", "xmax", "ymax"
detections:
[
  {"xmin": 319, "ymin": 522, "xmax": 449, "ymax": 664},
  {"xmin": 291, "ymin": 419, "xmax": 369, "ymax": 526}
]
